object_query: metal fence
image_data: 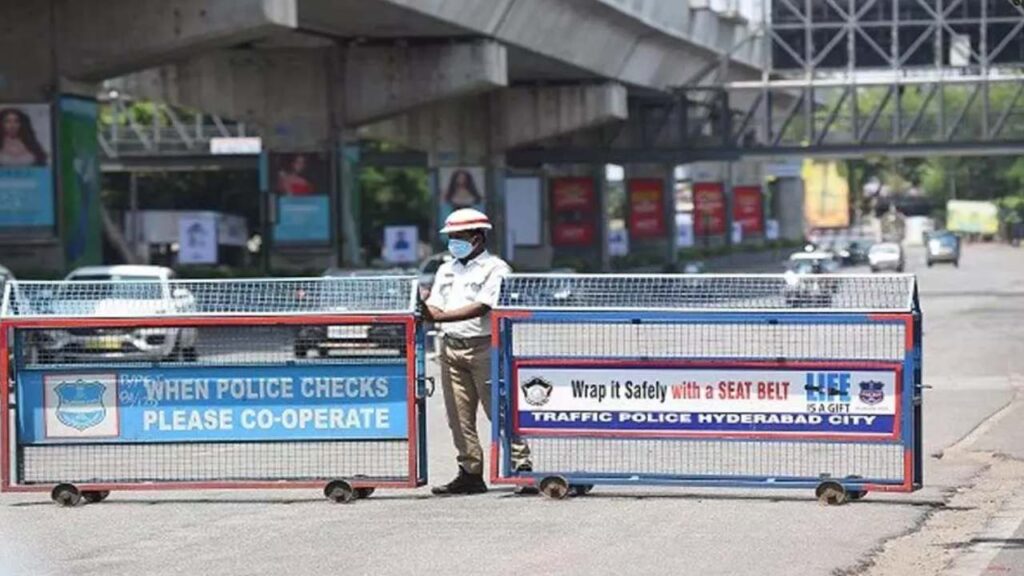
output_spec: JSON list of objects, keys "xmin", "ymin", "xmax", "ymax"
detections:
[
  {"xmin": 1, "ymin": 277, "xmax": 426, "ymax": 504},
  {"xmin": 490, "ymin": 273, "xmax": 923, "ymax": 503}
]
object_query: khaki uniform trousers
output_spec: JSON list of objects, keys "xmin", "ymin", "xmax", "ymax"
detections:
[{"xmin": 440, "ymin": 337, "xmax": 530, "ymax": 475}]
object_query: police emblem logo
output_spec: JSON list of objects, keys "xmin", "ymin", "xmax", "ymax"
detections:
[
  {"xmin": 522, "ymin": 377, "xmax": 553, "ymax": 407},
  {"xmin": 55, "ymin": 379, "xmax": 108, "ymax": 431},
  {"xmin": 858, "ymin": 380, "xmax": 885, "ymax": 405}
]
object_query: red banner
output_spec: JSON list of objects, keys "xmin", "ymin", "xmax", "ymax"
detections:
[
  {"xmin": 550, "ymin": 177, "xmax": 597, "ymax": 246},
  {"xmin": 627, "ymin": 179, "xmax": 666, "ymax": 239},
  {"xmin": 732, "ymin": 185, "xmax": 764, "ymax": 235},
  {"xmin": 693, "ymin": 182, "xmax": 726, "ymax": 236}
]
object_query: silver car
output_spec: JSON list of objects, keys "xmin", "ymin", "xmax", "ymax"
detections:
[
  {"xmin": 33, "ymin": 265, "xmax": 198, "ymax": 362},
  {"xmin": 868, "ymin": 243, "xmax": 905, "ymax": 273}
]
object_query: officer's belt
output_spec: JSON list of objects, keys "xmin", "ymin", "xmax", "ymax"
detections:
[{"xmin": 442, "ymin": 334, "xmax": 491, "ymax": 349}]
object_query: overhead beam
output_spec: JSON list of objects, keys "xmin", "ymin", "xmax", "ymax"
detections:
[
  {"xmin": 360, "ymin": 82, "xmax": 628, "ymax": 162},
  {"xmin": 58, "ymin": 0, "xmax": 298, "ymax": 81},
  {"xmin": 344, "ymin": 41, "xmax": 507, "ymax": 125}
]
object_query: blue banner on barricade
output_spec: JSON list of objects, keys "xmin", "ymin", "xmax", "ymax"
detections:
[{"xmin": 17, "ymin": 364, "xmax": 409, "ymax": 444}]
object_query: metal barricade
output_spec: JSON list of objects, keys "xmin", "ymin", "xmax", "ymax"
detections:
[
  {"xmin": 0, "ymin": 276, "xmax": 428, "ymax": 505},
  {"xmin": 490, "ymin": 274, "xmax": 922, "ymax": 503}
]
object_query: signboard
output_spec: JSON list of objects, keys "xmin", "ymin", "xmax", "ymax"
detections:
[
  {"xmin": 803, "ymin": 160, "xmax": 850, "ymax": 229},
  {"xmin": 438, "ymin": 166, "xmax": 486, "ymax": 233},
  {"xmin": 627, "ymin": 178, "xmax": 666, "ymax": 239},
  {"xmin": 947, "ymin": 200, "xmax": 999, "ymax": 235},
  {"xmin": 608, "ymin": 227, "xmax": 629, "ymax": 256},
  {"xmin": 59, "ymin": 96, "xmax": 102, "ymax": 267},
  {"xmin": 550, "ymin": 177, "xmax": 597, "ymax": 246},
  {"xmin": 515, "ymin": 363, "xmax": 899, "ymax": 439},
  {"xmin": 17, "ymin": 364, "xmax": 409, "ymax": 443},
  {"xmin": 178, "ymin": 213, "xmax": 218, "ymax": 264},
  {"xmin": 731, "ymin": 221, "xmax": 744, "ymax": 245},
  {"xmin": 692, "ymin": 182, "xmax": 726, "ymax": 236},
  {"xmin": 505, "ymin": 176, "xmax": 542, "ymax": 246},
  {"xmin": 383, "ymin": 225, "xmax": 418, "ymax": 264},
  {"xmin": 765, "ymin": 219, "xmax": 780, "ymax": 241},
  {"xmin": 0, "ymin": 104, "xmax": 54, "ymax": 237},
  {"xmin": 271, "ymin": 151, "xmax": 331, "ymax": 244},
  {"xmin": 675, "ymin": 213, "xmax": 695, "ymax": 248},
  {"xmin": 210, "ymin": 137, "xmax": 262, "ymax": 155},
  {"xmin": 732, "ymin": 185, "xmax": 764, "ymax": 235}
]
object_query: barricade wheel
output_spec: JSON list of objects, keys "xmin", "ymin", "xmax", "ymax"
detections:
[
  {"xmin": 51, "ymin": 484, "xmax": 82, "ymax": 507},
  {"xmin": 82, "ymin": 490, "xmax": 110, "ymax": 504},
  {"xmin": 355, "ymin": 488, "xmax": 376, "ymax": 499},
  {"xmin": 569, "ymin": 484, "xmax": 594, "ymax": 497},
  {"xmin": 815, "ymin": 481, "xmax": 848, "ymax": 506},
  {"xmin": 844, "ymin": 475, "xmax": 866, "ymax": 501},
  {"xmin": 324, "ymin": 480, "xmax": 356, "ymax": 504},
  {"xmin": 539, "ymin": 476, "xmax": 569, "ymax": 500}
]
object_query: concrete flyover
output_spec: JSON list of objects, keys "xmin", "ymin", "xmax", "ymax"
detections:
[{"xmin": 0, "ymin": 0, "xmax": 769, "ymax": 272}]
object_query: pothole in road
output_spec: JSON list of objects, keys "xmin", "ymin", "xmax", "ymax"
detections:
[{"xmin": 843, "ymin": 453, "xmax": 1024, "ymax": 576}]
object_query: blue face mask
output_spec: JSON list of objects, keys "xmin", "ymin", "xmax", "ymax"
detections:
[{"xmin": 447, "ymin": 238, "xmax": 474, "ymax": 259}]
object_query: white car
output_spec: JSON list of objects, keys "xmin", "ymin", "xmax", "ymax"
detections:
[
  {"xmin": 783, "ymin": 252, "xmax": 840, "ymax": 307},
  {"xmin": 33, "ymin": 265, "xmax": 198, "ymax": 362},
  {"xmin": 868, "ymin": 243, "xmax": 905, "ymax": 273}
]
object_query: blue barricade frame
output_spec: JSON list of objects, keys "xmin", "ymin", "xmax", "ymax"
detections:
[{"xmin": 490, "ymin": 274, "xmax": 922, "ymax": 500}]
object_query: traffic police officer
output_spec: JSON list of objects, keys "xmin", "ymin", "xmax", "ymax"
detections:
[{"xmin": 423, "ymin": 208, "xmax": 534, "ymax": 495}]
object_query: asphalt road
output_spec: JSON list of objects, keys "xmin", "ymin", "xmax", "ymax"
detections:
[{"xmin": 3, "ymin": 243, "xmax": 1024, "ymax": 576}]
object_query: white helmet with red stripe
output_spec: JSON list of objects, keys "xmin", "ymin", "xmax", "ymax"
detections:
[{"xmin": 439, "ymin": 208, "xmax": 492, "ymax": 234}]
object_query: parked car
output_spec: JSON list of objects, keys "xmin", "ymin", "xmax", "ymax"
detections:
[
  {"xmin": 0, "ymin": 264, "xmax": 12, "ymax": 309},
  {"xmin": 868, "ymin": 242, "xmax": 905, "ymax": 272},
  {"xmin": 32, "ymin": 265, "xmax": 198, "ymax": 362},
  {"xmin": 783, "ymin": 252, "xmax": 840, "ymax": 307},
  {"xmin": 925, "ymin": 231, "xmax": 960, "ymax": 267},
  {"xmin": 294, "ymin": 268, "xmax": 410, "ymax": 359},
  {"xmin": 830, "ymin": 239, "xmax": 872, "ymax": 266}
]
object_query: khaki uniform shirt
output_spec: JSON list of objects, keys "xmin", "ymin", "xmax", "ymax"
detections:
[{"xmin": 426, "ymin": 251, "xmax": 510, "ymax": 338}]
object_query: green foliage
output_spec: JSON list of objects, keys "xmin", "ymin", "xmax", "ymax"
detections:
[{"xmin": 358, "ymin": 166, "xmax": 430, "ymax": 260}]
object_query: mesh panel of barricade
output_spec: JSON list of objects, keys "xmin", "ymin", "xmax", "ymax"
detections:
[
  {"xmin": 498, "ymin": 274, "xmax": 915, "ymax": 311},
  {"xmin": 15, "ymin": 322, "xmax": 409, "ymax": 369},
  {"xmin": 2, "ymin": 276, "xmax": 416, "ymax": 318},
  {"xmin": 20, "ymin": 441, "xmax": 410, "ymax": 484},
  {"xmin": 524, "ymin": 438, "xmax": 904, "ymax": 481},
  {"xmin": 510, "ymin": 322, "xmax": 905, "ymax": 361}
]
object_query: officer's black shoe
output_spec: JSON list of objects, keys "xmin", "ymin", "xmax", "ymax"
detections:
[
  {"xmin": 513, "ymin": 464, "xmax": 540, "ymax": 496},
  {"xmin": 431, "ymin": 467, "xmax": 488, "ymax": 496}
]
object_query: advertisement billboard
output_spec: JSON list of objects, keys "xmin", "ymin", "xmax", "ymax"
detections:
[
  {"xmin": 946, "ymin": 200, "xmax": 999, "ymax": 235},
  {"xmin": 59, "ymin": 96, "xmax": 102, "ymax": 268},
  {"xmin": 627, "ymin": 178, "xmax": 666, "ymax": 239},
  {"xmin": 732, "ymin": 185, "xmax": 764, "ymax": 236},
  {"xmin": 438, "ymin": 166, "xmax": 486, "ymax": 233},
  {"xmin": 270, "ymin": 151, "xmax": 331, "ymax": 244},
  {"xmin": 550, "ymin": 177, "xmax": 597, "ymax": 246},
  {"xmin": 515, "ymin": 363, "xmax": 900, "ymax": 439},
  {"xmin": 692, "ymin": 182, "xmax": 726, "ymax": 236},
  {"xmin": 0, "ymin": 104, "xmax": 54, "ymax": 237},
  {"xmin": 802, "ymin": 160, "xmax": 850, "ymax": 229}
]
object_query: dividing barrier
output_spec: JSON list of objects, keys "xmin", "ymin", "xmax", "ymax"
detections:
[
  {"xmin": 0, "ymin": 277, "xmax": 427, "ymax": 505},
  {"xmin": 490, "ymin": 274, "xmax": 922, "ymax": 503}
]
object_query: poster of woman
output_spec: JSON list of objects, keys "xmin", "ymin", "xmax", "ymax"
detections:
[
  {"xmin": 438, "ymin": 166, "xmax": 486, "ymax": 228},
  {"xmin": 0, "ymin": 104, "xmax": 54, "ymax": 234},
  {"xmin": 269, "ymin": 151, "xmax": 330, "ymax": 244},
  {"xmin": 0, "ymin": 106, "xmax": 50, "ymax": 167},
  {"xmin": 273, "ymin": 152, "xmax": 326, "ymax": 196}
]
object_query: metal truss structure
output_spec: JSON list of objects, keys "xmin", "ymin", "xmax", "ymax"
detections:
[
  {"xmin": 97, "ymin": 97, "xmax": 255, "ymax": 171},
  {"xmin": 508, "ymin": 0, "xmax": 1024, "ymax": 165}
]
